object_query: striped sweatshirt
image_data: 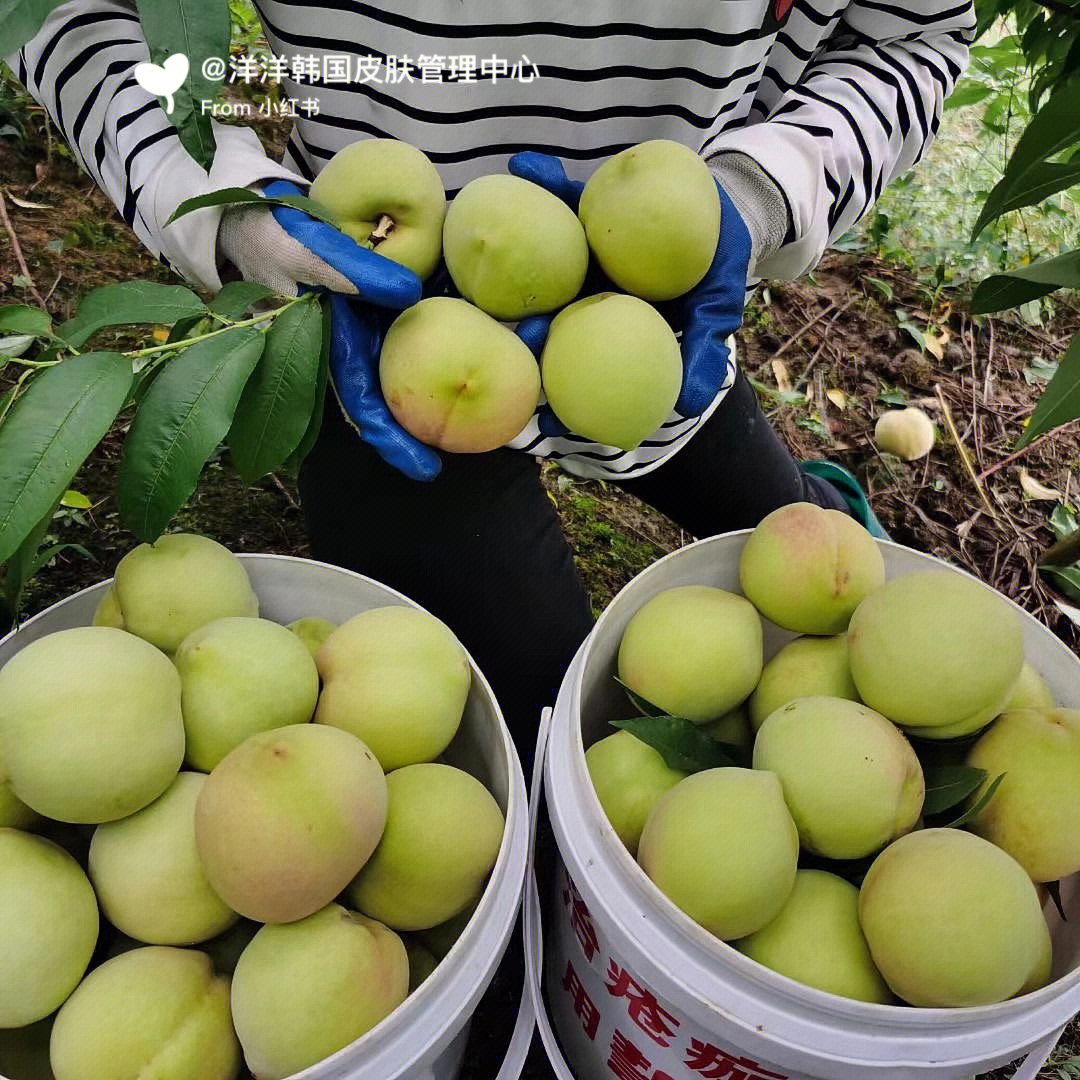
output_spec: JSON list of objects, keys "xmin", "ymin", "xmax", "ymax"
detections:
[{"xmin": 8, "ymin": 0, "xmax": 974, "ymax": 478}]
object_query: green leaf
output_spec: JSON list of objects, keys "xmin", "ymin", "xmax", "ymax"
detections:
[
  {"xmin": 972, "ymin": 80, "xmax": 1080, "ymax": 237},
  {"xmin": 922, "ymin": 764, "xmax": 988, "ymax": 817},
  {"xmin": 1046, "ymin": 880, "xmax": 1068, "ymax": 923},
  {"xmin": 27, "ymin": 540, "xmax": 94, "ymax": 577},
  {"xmin": 974, "ymin": 160, "xmax": 1080, "ymax": 226},
  {"xmin": 610, "ymin": 715, "xmax": 742, "ymax": 774},
  {"xmin": 165, "ymin": 188, "xmax": 339, "ymax": 229},
  {"xmin": 135, "ymin": 0, "xmax": 230, "ymax": 168},
  {"xmin": 208, "ymin": 281, "xmax": 274, "ymax": 319},
  {"xmin": 228, "ymin": 295, "xmax": 322, "ymax": 482},
  {"xmin": 288, "ymin": 295, "xmax": 332, "ymax": 466},
  {"xmin": 942, "ymin": 772, "xmax": 1006, "ymax": 829},
  {"xmin": 971, "ymin": 249, "xmax": 1080, "ymax": 314},
  {"xmin": 1042, "ymin": 565, "xmax": 1080, "ymax": 604},
  {"xmin": 0, "ymin": 496, "xmax": 61, "ymax": 625},
  {"xmin": 0, "ymin": 304, "xmax": 52, "ymax": 338},
  {"xmin": 1050, "ymin": 501, "xmax": 1078, "ymax": 541},
  {"xmin": 878, "ymin": 385, "xmax": 907, "ymax": 406},
  {"xmin": 57, "ymin": 282, "xmax": 207, "ymax": 349},
  {"xmin": 944, "ymin": 81, "xmax": 994, "ymax": 110},
  {"xmin": 59, "ymin": 489, "xmax": 92, "ymax": 509},
  {"xmin": 165, "ymin": 314, "xmax": 212, "ymax": 346},
  {"xmin": 1024, "ymin": 357, "xmax": 1059, "ymax": 384},
  {"xmin": 614, "ymin": 676, "xmax": 667, "ymax": 718},
  {"xmin": 0, "ymin": 352, "xmax": 131, "ymax": 565},
  {"xmin": 117, "ymin": 327, "xmax": 264, "ymax": 540},
  {"xmin": 0, "ymin": 0, "xmax": 70, "ymax": 55},
  {"xmin": 1017, "ymin": 331, "xmax": 1080, "ymax": 447}
]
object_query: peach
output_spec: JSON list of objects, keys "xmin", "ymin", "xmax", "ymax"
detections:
[{"xmin": 195, "ymin": 725, "xmax": 387, "ymax": 924}]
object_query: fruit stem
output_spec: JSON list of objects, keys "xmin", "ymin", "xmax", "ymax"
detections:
[
  {"xmin": 125, "ymin": 296, "xmax": 305, "ymax": 371},
  {"xmin": 369, "ymin": 214, "xmax": 395, "ymax": 246}
]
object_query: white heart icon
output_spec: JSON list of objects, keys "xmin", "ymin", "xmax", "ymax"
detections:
[{"xmin": 134, "ymin": 53, "xmax": 190, "ymax": 114}]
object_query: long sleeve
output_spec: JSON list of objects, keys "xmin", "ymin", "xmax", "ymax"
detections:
[
  {"xmin": 708, "ymin": 0, "xmax": 976, "ymax": 281},
  {"xmin": 6, "ymin": 0, "xmax": 304, "ymax": 290}
]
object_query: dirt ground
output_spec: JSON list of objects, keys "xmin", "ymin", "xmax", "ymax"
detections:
[{"xmin": 2, "ymin": 91, "xmax": 1080, "ymax": 1080}]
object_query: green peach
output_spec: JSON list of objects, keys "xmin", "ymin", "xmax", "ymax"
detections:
[
  {"xmin": 967, "ymin": 708, "xmax": 1080, "ymax": 882},
  {"xmin": 93, "ymin": 533, "xmax": 258, "ymax": 654},
  {"xmin": 749, "ymin": 635, "xmax": 858, "ymax": 732},
  {"xmin": 847, "ymin": 570, "xmax": 1024, "ymax": 738},
  {"xmin": 443, "ymin": 174, "xmax": 588, "ymax": 318},
  {"xmin": 858, "ymin": 829, "xmax": 1052, "ymax": 1007},
  {"xmin": 195, "ymin": 724, "xmax": 387, "ymax": 924},
  {"xmin": 348, "ymin": 764, "xmax": 504, "ymax": 931},
  {"xmin": 753, "ymin": 698, "xmax": 924, "ymax": 860},
  {"xmin": 0, "ymin": 762, "xmax": 37, "ymax": 829},
  {"xmin": 578, "ymin": 140, "xmax": 720, "ymax": 300},
  {"xmin": 618, "ymin": 585, "xmax": 763, "ymax": 723},
  {"xmin": 50, "ymin": 947, "xmax": 239, "ymax": 1080},
  {"xmin": 308, "ymin": 139, "xmax": 445, "ymax": 279},
  {"xmin": 405, "ymin": 937, "xmax": 439, "ymax": 992},
  {"xmin": 231, "ymin": 903, "xmax": 408, "ymax": 1080},
  {"xmin": 176, "ymin": 616, "xmax": 319, "ymax": 771},
  {"xmin": 287, "ymin": 616, "xmax": 337, "ymax": 658},
  {"xmin": 0, "ymin": 626, "xmax": 184, "ymax": 823},
  {"xmin": 0, "ymin": 830, "xmax": 98, "ymax": 1027},
  {"xmin": 418, "ymin": 902, "xmax": 477, "ymax": 960},
  {"xmin": 380, "ymin": 297, "xmax": 541, "ymax": 453},
  {"xmin": 540, "ymin": 292, "xmax": 682, "ymax": 451},
  {"xmin": 700, "ymin": 706, "xmax": 753, "ymax": 749},
  {"xmin": 89, "ymin": 772, "xmax": 238, "ymax": 945},
  {"xmin": 202, "ymin": 920, "xmax": 260, "ymax": 976},
  {"xmin": 737, "ymin": 870, "xmax": 892, "ymax": 1003},
  {"xmin": 1003, "ymin": 662, "xmax": 1055, "ymax": 712},
  {"xmin": 585, "ymin": 730, "xmax": 687, "ymax": 854},
  {"xmin": 316, "ymin": 606, "xmax": 470, "ymax": 771},
  {"xmin": 638, "ymin": 768, "xmax": 799, "ymax": 940},
  {"xmin": 739, "ymin": 503, "xmax": 885, "ymax": 635}
]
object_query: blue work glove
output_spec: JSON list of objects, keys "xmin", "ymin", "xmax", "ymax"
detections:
[
  {"xmin": 507, "ymin": 152, "xmax": 752, "ymax": 439},
  {"xmin": 256, "ymin": 180, "xmax": 440, "ymax": 481}
]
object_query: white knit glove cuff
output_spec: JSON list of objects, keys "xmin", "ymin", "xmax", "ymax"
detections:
[
  {"xmin": 707, "ymin": 151, "xmax": 792, "ymax": 276},
  {"xmin": 216, "ymin": 195, "xmax": 358, "ymax": 298}
]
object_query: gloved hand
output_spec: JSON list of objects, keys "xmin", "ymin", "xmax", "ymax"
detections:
[
  {"xmin": 219, "ymin": 179, "xmax": 440, "ymax": 481},
  {"xmin": 507, "ymin": 150, "xmax": 758, "ymax": 438}
]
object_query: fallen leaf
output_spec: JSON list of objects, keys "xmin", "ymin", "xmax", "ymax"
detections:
[
  {"xmin": 151, "ymin": 327, "xmax": 170, "ymax": 342},
  {"xmin": 1054, "ymin": 599, "xmax": 1080, "ymax": 628},
  {"xmin": 772, "ymin": 359, "xmax": 792, "ymax": 393},
  {"xmin": 6, "ymin": 193, "xmax": 52, "ymax": 210},
  {"xmin": 957, "ymin": 510, "xmax": 981, "ymax": 540},
  {"xmin": 825, "ymin": 388, "xmax": 846, "ymax": 410},
  {"xmin": 1019, "ymin": 469, "xmax": 1062, "ymax": 502}
]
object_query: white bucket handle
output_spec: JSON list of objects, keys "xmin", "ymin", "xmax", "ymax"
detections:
[
  {"xmin": 522, "ymin": 707, "xmax": 580, "ymax": 1080},
  {"xmin": 1011, "ymin": 1023, "xmax": 1066, "ymax": 1080}
]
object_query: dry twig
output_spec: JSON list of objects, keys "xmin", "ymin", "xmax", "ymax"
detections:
[
  {"xmin": 935, "ymin": 384, "xmax": 998, "ymax": 522},
  {"xmin": 0, "ymin": 189, "xmax": 47, "ymax": 311}
]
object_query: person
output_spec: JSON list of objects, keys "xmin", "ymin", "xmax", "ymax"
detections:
[{"xmin": 9, "ymin": 0, "xmax": 975, "ymax": 758}]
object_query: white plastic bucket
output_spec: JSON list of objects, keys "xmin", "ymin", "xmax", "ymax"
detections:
[
  {"xmin": 530, "ymin": 532, "xmax": 1080, "ymax": 1080},
  {"xmin": 0, "ymin": 554, "xmax": 531, "ymax": 1080}
]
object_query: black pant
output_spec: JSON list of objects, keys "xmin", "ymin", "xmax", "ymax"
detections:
[{"xmin": 298, "ymin": 368, "xmax": 846, "ymax": 760}]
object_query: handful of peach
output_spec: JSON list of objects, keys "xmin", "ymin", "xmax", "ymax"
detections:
[
  {"xmin": 308, "ymin": 138, "xmax": 722, "ymax": 454},
  {"xmin": 0, "ymin": 533, "xmax": 504, "ymax": 1080},
  {"xmin": 587, "ymin": 503, "xmax": 1076, "ymax": 1009}
]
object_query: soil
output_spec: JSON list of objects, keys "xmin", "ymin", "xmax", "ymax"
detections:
[{"xmin": 2, "ymin": 91, "xmax": 1079, "ymax": 1080}]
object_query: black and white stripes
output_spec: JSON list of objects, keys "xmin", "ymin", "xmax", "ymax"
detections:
[{"xmin": 8, "ymin": 0, "xmax": 974, "ymax": 478}]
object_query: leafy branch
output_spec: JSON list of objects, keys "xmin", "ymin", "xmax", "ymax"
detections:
[{"xmin": 0, "ymin": 280, "xmax": 328, "ymax": 622}]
